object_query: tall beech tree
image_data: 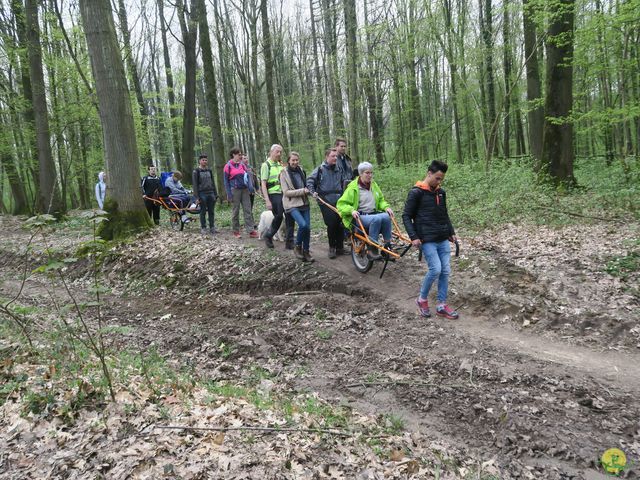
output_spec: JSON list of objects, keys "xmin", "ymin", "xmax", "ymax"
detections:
[
  {"xmin": 25, "ymin": 0, "xmax": 63, "ymax": 214},
  {"xmin": 157, "ymin": 0, "xmax": 181, "ymax": 169},
  {"xmin": 542, "ymin": 0, "xmax": 576, "ymax": 184},
  {"xmin": 177, "ymin": 0, "xmax": 199, "ymax": 180},
  {"xmin": 79, "ymin": 0, "xmax": 151, "ymax": 237},
  {"xmin": 343, "ymin": 0, "xmax": 359, "ymax": 162},
  {"xmin": 523, "ymin": 0, "xmax": 543, "ymax": 164},
  {"xmin": 197, "ymin": 0, "xmax": 225, "ymax": 190},
  {"xmin": 261, "ymin": 0, "xmax": 279, "ymax": 144},
  {"xmin": 117, "ymin": 0, "xmax": 152, "ymax": 166}
]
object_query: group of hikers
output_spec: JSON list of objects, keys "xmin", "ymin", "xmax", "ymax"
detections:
[{"xmin": 94, "ymin": 138, "xmax": 459, "ymax": 320}]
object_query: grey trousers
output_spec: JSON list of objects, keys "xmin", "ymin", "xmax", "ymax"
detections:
[{"xmin": 232, "ymin": 188, "xmax": 254, "ymax": 232}]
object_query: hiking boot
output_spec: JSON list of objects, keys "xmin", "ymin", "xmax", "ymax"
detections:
[
  {"xmin": 367, "ymin": 246, "xmax": 381, "ymax": 261},
  {"xmin": 249, "ymin": 230, "xmax": 259, "ymax": 238},
  {"xmin": 181, "ymin": 214, "xmax": 189, "ymax": 223},
  {"xmin": 294, "ymin": 245, "xmax": 304, "ymax": 260},
  {"xmin": 436, "ymin": 304, "xmax": 459, "ymax": 320},
  {"xmin": 201, "ymin": 228, "xmax": 208, "ymax": 235},
  {"xmin": 264, "ymin": 236, "xmax": 274, "ymax": 248},
  {"xmin": 335, "ymin": 247, "xmax": 346, "ymax": 256},
  {"xmin": 285, "ymin": 239, "xmax": 294, "ymax": 250},
  {"xmin": 416, "ymin": 298, "xmax": 431, "ymax": 318},
  {"xmin": 303, "ymin": 250, "xmax": 314, "ymax": 263},
  {"xmin": 209, "ymin": 227, "xmax": 217, "ymax": 235},
  {"xmin": 233, "ymin": 231, "xmax": 241, "ymax": 239},
  {"xmin": 328, "ymin": 247, "xmax": 337, "ymax": 259}
]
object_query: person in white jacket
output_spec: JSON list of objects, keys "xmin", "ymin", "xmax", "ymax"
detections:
[{"xmin": 95, "ymin": 171, "xmax": 107, "ymax": 209}]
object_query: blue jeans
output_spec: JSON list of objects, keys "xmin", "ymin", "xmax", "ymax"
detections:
[
  {"xmin": 420, "ymin": 240, "xmax": 451, "ymax": 303},
  {"xmin": 289, "ymin": 207, "xmax": 311, "ymax": 251},
  {"xmin": 359, "ymin": 212, "xmax": 392, "ymax": 245}
]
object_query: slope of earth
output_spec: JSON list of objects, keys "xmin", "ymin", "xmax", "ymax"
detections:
[{"xmin": 0, "ymin": 214, "xmax": 638, "ymax": 479}]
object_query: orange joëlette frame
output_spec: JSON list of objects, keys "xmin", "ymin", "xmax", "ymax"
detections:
[
  {"xmin": 315, "ymin": 196, "xmax": 408, "ymax": 259},
  {"xmin": 143, "ymin": 195, "xmax": 193, "ymax": 213}
]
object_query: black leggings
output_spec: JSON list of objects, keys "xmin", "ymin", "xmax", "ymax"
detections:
[
  {"xmin": 144, "ymin": 199, "xmax": 160, "ymax": 225},
  {"xmin": 319, "ymin": 203, "xmax": 343, "ymax": 250},
  {"xmin": 266, "ymin": 193, "xmax": 284, "ymax": 238}
]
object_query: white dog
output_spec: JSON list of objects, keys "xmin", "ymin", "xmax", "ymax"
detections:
[{"xmin": 257, "ymin": 210, "xmax": 284, "ymax": 241}]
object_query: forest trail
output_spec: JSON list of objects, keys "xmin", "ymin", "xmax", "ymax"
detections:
[
  {"xmin": 1, "ymin": 217, "xmax": 638, "ymax": 478},
  {"xmin": 306, "ymin": 239, "xmax": 640, "ymax": 392}
]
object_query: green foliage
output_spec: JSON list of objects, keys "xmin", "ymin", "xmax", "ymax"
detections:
[
  {"xmin": 22, "ymin": 390, "xmax": 56, "ymax": 416},
  {"xmin": 606, "ymin": 250, "xmax": 640, "ymax": 281},
  {"xmin": 0, "ymin": 373, "xmax": 28, "ymax": 405},
  {"xmin": 373, "ymin": 157, "xmax": 639, "ymax": 232},
  {"xmin": 301, "ymin": 396, "xmax": 349, "ymax": 428},
  {"xmin": 315, "ymin": 329, "xmax": 333, "ymax": 340},
  {"xmin": 381, "ymin": 413, "xmax": 406, "ymax": 434}
]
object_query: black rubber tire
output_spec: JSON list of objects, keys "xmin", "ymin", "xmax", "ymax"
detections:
[{"xmin": 351, "ymin": 237, "xmax": 373, "ymax": 273}]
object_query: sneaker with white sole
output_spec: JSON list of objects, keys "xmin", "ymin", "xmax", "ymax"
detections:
[
  {"xmin": 415, "ymin": 298, "xmax": 431, "ymax": 318},
  {"xmin": 436, "ymin": 304, "xmax": 459, "ymax": 320}
]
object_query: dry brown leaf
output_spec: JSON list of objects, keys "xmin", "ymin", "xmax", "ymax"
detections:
[
  {"xmin": 390, "ymin": 449, "xmax": 404, "ymax": 461},
  {"xmin": 212, "ymin": 432, "xmax": 225, "ymax": 445}
]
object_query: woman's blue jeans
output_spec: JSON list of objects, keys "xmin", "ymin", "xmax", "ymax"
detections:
[
  {"xmin": 420, "ymin": 240, "xmax": 451, "ymax": 303},
  {"xmin": 359, "ymin": 212, "xmax": 392, "ymax": 244},
  {"xmin": 289, "ymin": 207, "xmax": 311, "ymax": 251}
]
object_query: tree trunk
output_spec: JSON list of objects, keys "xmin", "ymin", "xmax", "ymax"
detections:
[
  {"xmin": 481, "ymin": 0, "xmax": 498, "ymax": 161},
  {"xmin": 197, "ymin": 0, "xmax": 226, "ymax": 192},
  {"xmin": 541, "ymin": 0, "xmax": 575, "ymax": 184},
  {"xmin": 502, "ymin": 0, "xmax": 512, "ymax": 158},
  {"xmin": 260, "ymin": 0, "xmax": 279, "ymax": 144},
  {"xmin": 0, "ymin": 120, "xmax": 30, "ymax": 214},
  {"xmin": 362, "ymin": 0, "xmax": 384, "ymax": 165},
  {"xmin": 443, "ymin": 0, "xmax": 463, "ymax": 164},
  {"xmin": 177, "ymin": 0, "xmax": 198, "ymax": 181},
  {"xmin": 594, "ymin": 0, "xmax": 615, "ymax": 165},
  {"xmin": 117, "ymin": 0, "xmax": 152, "ymax": 166},
  {"xmin": 248, "ymin": 9, "xmax": 265, "ymax": 157},
  {"xmin": 309, "ymin": 0, "xmax": 328, "ymax": 141},
  {"xmin": 11, "ymin": 0, "xmax": 39, "ymax": 193},
  {"xmin": 79, "ymin": 0, "xmax": 151, "ymax": 237},
  {"xmin": 212, "ymin": 0, "xmax": 235, "ymax": 150},
  {"xmin": 523, "ymin": 0, "xmax": 543, "ymax": 164},
  {"xmin": 343, "ymin": 0, "xmax": 359, "ymax": 163},
  {"xmin": 321, "ymin": 0, "xmax": 345, "ymax": 136},
  {"xmin": 25, "ymin": 0, "xmax": 63, "ymax": 214},
  {"xmin": 157, "ymin": 0, "xmax": 182, "ymax": 170}
]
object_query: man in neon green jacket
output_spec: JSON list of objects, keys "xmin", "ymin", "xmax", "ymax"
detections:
[{"xmin": 337, "ymin": 162, "xmax": 394, "ymax": 259}]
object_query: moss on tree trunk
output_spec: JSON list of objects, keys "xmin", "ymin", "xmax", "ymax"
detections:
[{"xmin": 98, "ymin": 198, "xmax": 152, "ymax": 240}]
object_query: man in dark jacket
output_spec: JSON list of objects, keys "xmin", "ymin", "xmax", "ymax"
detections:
[
  {"xmin": 402, "ymin": 160, "xmax": 459, "ymax": 320},
  {"xmin": 141, "ymin": 165, "xmax": 162, "ymax": 225},
  {"xmin": 307, "ymin": 148, "xmax": 346, "ymax": 258},
  {"xmin": 192, "ymin": 154, "xmax": 218, "ymax": 235},
  {"xmin": 335, "ymin": 138, "xmax": 355, "ymax": 188}
]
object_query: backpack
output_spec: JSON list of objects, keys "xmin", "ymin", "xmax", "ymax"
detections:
[{"xmin": 160, "ymin": 171, "xmax": 173, "ymax": 187}]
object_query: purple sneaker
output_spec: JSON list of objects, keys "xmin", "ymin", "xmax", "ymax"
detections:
[
  {"xmin": 436, "ymin": 304, "xmax": 459, "ymax": 320},
  {"xmin": 415, "ymin": 298, "xmax": 431, "ymax": 318}
]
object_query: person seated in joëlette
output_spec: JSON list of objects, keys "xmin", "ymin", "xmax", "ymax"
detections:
[
  {"xmin": 336, "ymin": 162, "xmax": 394, "ymax": 260},
  {"xmin": 164, "ymin": 171, "xmax": 195, "ymax": 223}
]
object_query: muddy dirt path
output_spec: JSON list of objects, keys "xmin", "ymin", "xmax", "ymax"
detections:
[{"xmin": 306, "ymin": 239, "xmax": 640, "ymax": 393}]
